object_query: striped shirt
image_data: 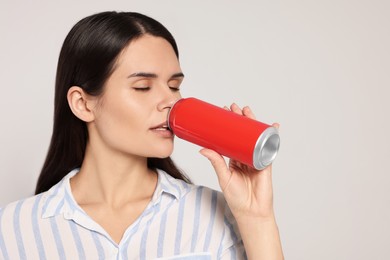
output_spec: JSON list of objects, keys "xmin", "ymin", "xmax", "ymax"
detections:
[{"xmin": 0, "ymin": 169, "xmax": 246, "ymax": 259}]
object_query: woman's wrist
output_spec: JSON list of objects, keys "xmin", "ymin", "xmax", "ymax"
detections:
[
  {"xmin": 235, "ymin": 213, "xmax": 278, "ymax": 232},
  {"xmin": 230, "ymin": 205, "xmax": 276, "ymax": 223}
]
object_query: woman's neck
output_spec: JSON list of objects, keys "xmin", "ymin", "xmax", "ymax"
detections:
[{"xmin": 70, "ymin": 142, "xmax": 158, "ymax": 209}]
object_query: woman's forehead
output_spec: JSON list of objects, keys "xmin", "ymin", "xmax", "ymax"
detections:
[{"xmin": 113, "ymin": 35, "xmax": 181, "ymax": 76}]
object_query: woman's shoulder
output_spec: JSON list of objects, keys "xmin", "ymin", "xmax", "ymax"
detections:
[
  {"xmin": 159, "ymin": 170, "xmax": 228, "ymax": 208},
  {"xmin": 0, "ymin": 192, "xmax": 47, "ymax": 222},
  {"xmin": 185, "ymin": 183, "xmax": 227, "ymax": 209},
  {"xmin": 166, "ymin": 174, "xmax": 236, "ymax": 224},
  {"xmin": 0, "ymin": 170, "xmax": 74, "ymax": 221},
  {"xmin": 168, "ymin": 176, "xmax": 243, "ymax": 252},
  {"xmin": 185, "ymin": 184, "xmax": 237, "ymax": 224}
]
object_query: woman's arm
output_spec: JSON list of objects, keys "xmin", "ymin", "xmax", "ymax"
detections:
[
  {"xmin": 234, "ymin": 207, "xmax": 283, "ymax": 259},
  {"xmin": 200, "ymin": 104, "xmax": 284, "ymax": 260}
]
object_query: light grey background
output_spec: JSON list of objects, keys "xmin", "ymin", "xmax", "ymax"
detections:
[{"xmin": 1, "ymin": 0, "xmax": 389, "ymax": 259}]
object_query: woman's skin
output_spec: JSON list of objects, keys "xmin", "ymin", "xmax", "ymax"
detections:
[{"xmin": 66, "ymin": 34, "xmax": 283, "ymax": 259}]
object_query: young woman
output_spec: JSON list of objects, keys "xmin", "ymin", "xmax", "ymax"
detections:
[{"xmin": 0, "ymin": 11, "xmax": 283, "ymax": 259}]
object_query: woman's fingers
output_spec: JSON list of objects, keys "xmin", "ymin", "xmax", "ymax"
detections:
[
  {"xmin": 242, "ymin": 106, "xmax": 256, "ymax": 120},
  {"xmin": 228, "ymin": 103, "xmax": 257, "ymax": 120},
  {"xmin": 272, "ymin": 122, "xmax": 280, "ymax": 129},
  {"xmin": 230, "ymin": 103, "xmax": 242, "ymax": 115}
]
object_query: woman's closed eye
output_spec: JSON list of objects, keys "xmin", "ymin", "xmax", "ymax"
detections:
[
  {"xmin": 132, "ymin": 78, "xmax": 152, "ymax": 91},
  {"xmin": 133, "ymin": 86, "xmax": 151, "ymax": 91},
  {"xmin": 169, "ymin": 86, "xmax": 180, "ymax": 92},
  {"xmin": 168, "ymin": 79, "xmax": 182, "ymax": 92}
]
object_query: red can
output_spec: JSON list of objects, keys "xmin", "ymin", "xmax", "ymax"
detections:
[{"xmin": 168, "ymin": 97, "xmax": 280, "ymax": 170}]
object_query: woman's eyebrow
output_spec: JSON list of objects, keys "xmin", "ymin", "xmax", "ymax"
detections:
[
  {"xmin": 128, "ymin": 72, "xmax": 158, "ymax": 78},
  {"xmin": 171, "ymin": 72, "xmax": 185, "ymax": 79},
  {"xmin": 128, "ymin": 72, "xmax": 185, "ymax": 79}
]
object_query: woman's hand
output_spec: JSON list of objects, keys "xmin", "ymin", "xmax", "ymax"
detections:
[
  {"xmin": 199, "ymin": 103, "xmax": 279, "ymax": 221},
  {"xmin": 200, "ymin": 103, "xmax": 284, "ymax": 259}
]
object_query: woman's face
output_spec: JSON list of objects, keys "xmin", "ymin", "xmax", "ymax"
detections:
[{"xmin": 90, "ymin": 35, "xmax": 183, "ymax": 159}]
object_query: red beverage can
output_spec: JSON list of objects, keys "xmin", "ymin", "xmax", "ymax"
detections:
[{"xmin": 168, "ymin": 97, "xmax": 280, "ymax": 170}]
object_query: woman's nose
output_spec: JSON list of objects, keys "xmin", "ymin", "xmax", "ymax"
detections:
[{"xmin": 157, "ymin": 93, "xmax": 180, "ymax": 112}]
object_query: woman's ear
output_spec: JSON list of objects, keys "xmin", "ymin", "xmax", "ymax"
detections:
[{"xmin": 67, "ymin": 86, "xmax": 96, "ymax": 122}]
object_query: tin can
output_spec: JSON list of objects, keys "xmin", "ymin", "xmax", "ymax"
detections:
[{"xmin": 168, "ymin": 97, "xmax": 280, "ymax": 170}]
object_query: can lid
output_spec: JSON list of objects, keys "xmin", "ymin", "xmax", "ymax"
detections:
[
  {"xmin": 253, "ymin": 127, "xmax": 280, "ymax": 170},
  {"xmin": 167, "ymin": 98, "xmax": 183, "ymax": 131}
]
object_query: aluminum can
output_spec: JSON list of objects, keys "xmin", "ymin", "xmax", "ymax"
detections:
[{"xmin": 168, "ymin": 97, "xmax": 280, "ymax": 170}]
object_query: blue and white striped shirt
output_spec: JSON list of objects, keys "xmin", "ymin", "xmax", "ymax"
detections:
[{"xmin": 0, "ymin": 169, "xmax": 246, "ymax": 259}]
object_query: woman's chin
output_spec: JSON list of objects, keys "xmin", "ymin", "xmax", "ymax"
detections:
[{"xmin": 151, "ymin": 146, "xmax": 174, "ymax": 158}]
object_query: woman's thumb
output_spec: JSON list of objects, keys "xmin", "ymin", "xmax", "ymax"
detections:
[{"xmin": 199, "ymin": 148, "xmax": 230, "ymax": 184}]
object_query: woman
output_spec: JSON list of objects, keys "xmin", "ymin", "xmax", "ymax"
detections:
[{"xmin": 0, "ymin": 11, "xmax": 283, "ymax": 259}]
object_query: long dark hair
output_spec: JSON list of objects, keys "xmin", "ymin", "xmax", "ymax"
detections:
[{"xmin": 35, "ymin": 11, "xmax": 190, "ymax": 194}]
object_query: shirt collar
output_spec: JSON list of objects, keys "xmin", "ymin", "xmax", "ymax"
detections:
[
  {"xmin": 41, "ymin": 168, "xmax": 190, "ymax": 218},
  {"xmin": 153, "ymin": 169, "xmax": 190, "ymax": 202},
  {"xmin": 41, "ymin": 168, "xmax": 79, "ymax": 219}
]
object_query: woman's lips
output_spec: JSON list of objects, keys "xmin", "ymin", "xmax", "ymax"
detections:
[{"xmin": 150, "ymin": 123, "xmax": 173, "ymax": 138}]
